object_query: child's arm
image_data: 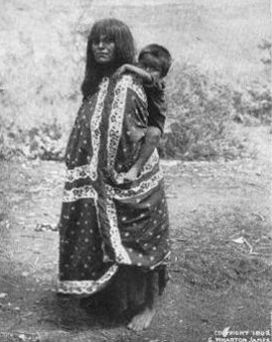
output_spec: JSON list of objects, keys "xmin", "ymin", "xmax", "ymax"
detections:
[
  {"xmin": 123, "ymin": 126, "xmax": 161, "ymax": 182},
  {"xmin": 115, "ymin": 64, "xmax": 153, "ymax": 84}
]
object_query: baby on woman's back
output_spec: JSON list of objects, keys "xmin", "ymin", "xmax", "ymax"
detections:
[{"xmin": 116, "ymin": 44, "xmax": 172, "ymax": 182}]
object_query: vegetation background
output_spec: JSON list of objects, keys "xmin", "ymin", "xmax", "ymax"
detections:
[{"xmin": 0, "ymin": 0, "xmax": 271, "ymax": 160}]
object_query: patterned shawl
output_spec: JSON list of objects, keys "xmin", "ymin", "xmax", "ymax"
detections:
[{"xmin": 58, "ymin": 75, "xmax": 170, "ymax": 295}]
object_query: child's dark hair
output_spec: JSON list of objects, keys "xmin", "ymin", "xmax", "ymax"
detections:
[
  {"xmin": 81, "ymin": 18, "xmax": 136, "ymax": 99},
  {"xmin": 138, "ymin": 44, "xmax": 172, "ymax": 77}
]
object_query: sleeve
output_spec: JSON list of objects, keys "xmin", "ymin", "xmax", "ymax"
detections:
[{"xmin": 144, "ymin": 82, "xmax": 167, "ymax": 134}]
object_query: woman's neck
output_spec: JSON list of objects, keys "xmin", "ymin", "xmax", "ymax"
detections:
[{"xmin": 98, "ymin": 63, "xmax": 118, "ymax": 77}]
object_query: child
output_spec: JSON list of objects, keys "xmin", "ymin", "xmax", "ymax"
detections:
[{"xmin": 116, "ymin": 44, "xmax": 172, "ymax": 182}]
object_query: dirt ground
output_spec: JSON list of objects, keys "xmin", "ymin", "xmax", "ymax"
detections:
[{"xmin": 0, "ymin": 126, "xmax": 271, "ymax": 342}]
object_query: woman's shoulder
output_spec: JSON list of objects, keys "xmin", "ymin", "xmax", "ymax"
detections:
[
  {"xmin": 115, "ymin": 74, "xmax": 147, "ymax": 103},
  {"xmin": 115, "ymin": 73, "xmax": 137, "ymax": 86}
]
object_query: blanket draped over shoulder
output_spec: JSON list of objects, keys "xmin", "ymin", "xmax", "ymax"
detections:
[{"xmin": 57, "ymin": 75, "xmax": 170, "ymax": 295}]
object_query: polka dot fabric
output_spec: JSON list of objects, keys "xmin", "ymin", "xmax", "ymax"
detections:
[{"xmin": 58, "ymin": 75, "xmax": 170, "ymax": 295}]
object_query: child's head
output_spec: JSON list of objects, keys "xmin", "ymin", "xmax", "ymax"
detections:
[{"xmin": 138, "ymin": 44, "xmax": 172, "ymax": 78}]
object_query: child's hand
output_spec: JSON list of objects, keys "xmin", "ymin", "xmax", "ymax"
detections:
[
  {"xmin": 123, "ymin": 167, "xmax": 139, "ymax": 182},
  {"xmin": 114, "ymin": 65, "xmax": 127, "ymax": 78}
]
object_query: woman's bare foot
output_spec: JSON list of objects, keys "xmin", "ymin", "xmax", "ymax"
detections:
[{"xmin": 127, "ymin": 307, "xmax": 156, "ymax": 331}]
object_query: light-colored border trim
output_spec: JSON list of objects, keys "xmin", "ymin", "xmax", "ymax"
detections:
[
  {"xmin": 63, "ymin": 185, "xmax": 97, "ymax": 202},
  {"xmin": 89, "ymin": 77, "xmax": 109, "ymax": 180},
  {"xmin": 105, "ymin": 195, "xmax": 131, "ymax": 264},
  {"xmin": 57, "ymin": 264, "xmax": 118, "ymax": 295}
]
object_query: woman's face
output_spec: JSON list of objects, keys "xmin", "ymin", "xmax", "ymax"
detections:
[{"xmin": 92, "ymin": 35, "xmax": 116, "ymax": 64}]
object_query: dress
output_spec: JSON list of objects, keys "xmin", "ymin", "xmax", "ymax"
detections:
[{"xmin": 57, "ymin": 74, "xmax": 170, "ymax": 313}]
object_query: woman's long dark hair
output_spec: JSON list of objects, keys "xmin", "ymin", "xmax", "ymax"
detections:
[{"xmin": 81, "ymin": 18, "xmax": 136, "ymax": 99}]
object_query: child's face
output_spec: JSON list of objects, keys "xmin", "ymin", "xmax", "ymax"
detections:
[{"xmin": 139, "ymin": 62, "xmax": 162, "ymax": 78}]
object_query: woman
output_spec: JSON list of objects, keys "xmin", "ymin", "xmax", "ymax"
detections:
[{"xmin": 57, "ymin": 18, "xmax": 170, "ymax": 331}]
